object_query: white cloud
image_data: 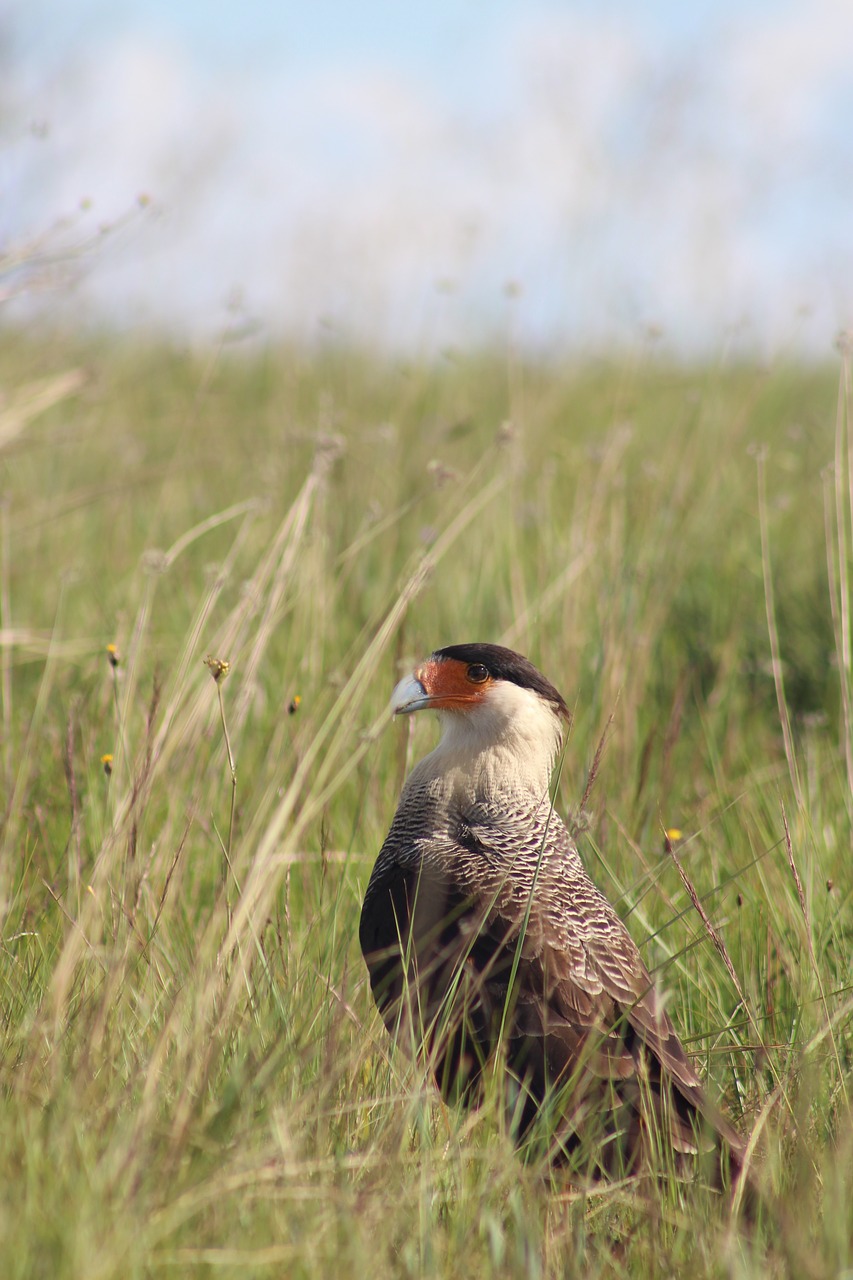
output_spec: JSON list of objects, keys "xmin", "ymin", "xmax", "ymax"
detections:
[
  {"xmin": 724, "ymin": 0, "xmax": 853, "ymax": 149},
  {"xmin": 3, "ymin": 4, "xmax": 852, "ymax": 353}
]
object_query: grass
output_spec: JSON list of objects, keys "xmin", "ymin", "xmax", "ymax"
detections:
[{"xmin": 0, "ymin": 330, "xmax": 851, "ymax": 1277}]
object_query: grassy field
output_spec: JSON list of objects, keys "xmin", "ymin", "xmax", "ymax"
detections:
[{"xmin": 1, "ymin": 332, "xmax": 851, "ymax": 1277}]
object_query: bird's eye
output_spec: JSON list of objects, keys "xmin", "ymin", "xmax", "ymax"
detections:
[{"xmin": 467, "ymin": 663, "xmax": 489, "ymax": 684}]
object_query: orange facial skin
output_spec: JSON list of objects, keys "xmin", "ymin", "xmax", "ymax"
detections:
[{"xmin": 414, "ymin": 657, "xmax": 493, "ymax": 711}]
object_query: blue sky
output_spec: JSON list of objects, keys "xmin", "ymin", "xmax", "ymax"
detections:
[{"xmin": 5, "ymin": 0, "xmax": 853, "ymax": 354}]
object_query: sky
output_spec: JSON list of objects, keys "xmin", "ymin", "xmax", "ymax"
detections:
[{"xmin": 3, "ymin": 0, "xmax": 853, "ymax": 355}]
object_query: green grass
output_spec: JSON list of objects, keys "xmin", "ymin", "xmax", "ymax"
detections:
[{"xmin": 1, "ymin": 332, "xmax": 851, "ymax": 1277}]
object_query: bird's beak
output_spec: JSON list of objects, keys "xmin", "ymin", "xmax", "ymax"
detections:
[{"xmin": 391, "ymin": 672, "xmax": 431, "ymax": 715}]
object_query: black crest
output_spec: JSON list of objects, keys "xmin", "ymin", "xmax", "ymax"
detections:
[{"xmin": 433, "ymin": 643, "xmax": 569, "ymax": 717}]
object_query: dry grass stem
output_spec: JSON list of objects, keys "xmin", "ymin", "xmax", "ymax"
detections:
[{"xmin": 756, "ymin": 449, "xmax": 803, "ymax": 809}]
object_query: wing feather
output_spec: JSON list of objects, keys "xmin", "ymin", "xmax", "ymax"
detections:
[{"xmin": 360, "ymin": 798, "xmax": 745, "ymax": 1174}]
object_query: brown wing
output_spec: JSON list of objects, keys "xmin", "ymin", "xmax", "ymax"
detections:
[
  {"xmin": 501, "ymin": 903, "xmax": 746, "ymax": 1172},
  {"xmin": 360, "ymin": 857, "xmax": 513, "ymax": 1100},
  {"xmin": 360, "ymin": 833, "xmax": 745, "ymax": 1179}
]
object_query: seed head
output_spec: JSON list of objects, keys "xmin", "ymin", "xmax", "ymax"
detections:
[{"xmin": 204, "ymin": 656, "xmax": 231, "ymax": 684}]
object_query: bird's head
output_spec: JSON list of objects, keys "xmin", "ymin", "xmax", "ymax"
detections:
[{"xmin": 392, "ymin": 643, "xmax": 570, "ymax": 793}]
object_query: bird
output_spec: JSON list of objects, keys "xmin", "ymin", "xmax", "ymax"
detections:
[{"xmin": 359, "ymin": 642, "xmax": 749, "ymax": 1189}]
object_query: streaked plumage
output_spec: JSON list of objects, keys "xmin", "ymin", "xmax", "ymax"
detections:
[{"xmin": 359, "ymin": 643, "xmax": 747, "ymax": 1186}]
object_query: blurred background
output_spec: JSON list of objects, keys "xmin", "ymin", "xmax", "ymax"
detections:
[{"xmin": 4, "ymin": 0, "xmax": 853, "ymax": 357}]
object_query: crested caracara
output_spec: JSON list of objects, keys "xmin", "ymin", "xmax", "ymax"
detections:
[{"xmin": 359, "ymin": 643, "xmax": 749, "ymax": 1188}]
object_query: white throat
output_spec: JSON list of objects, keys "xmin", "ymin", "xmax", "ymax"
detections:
[{"xmin": 406, "ymin": 680, "xmax": 564, "ymax": 801}]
